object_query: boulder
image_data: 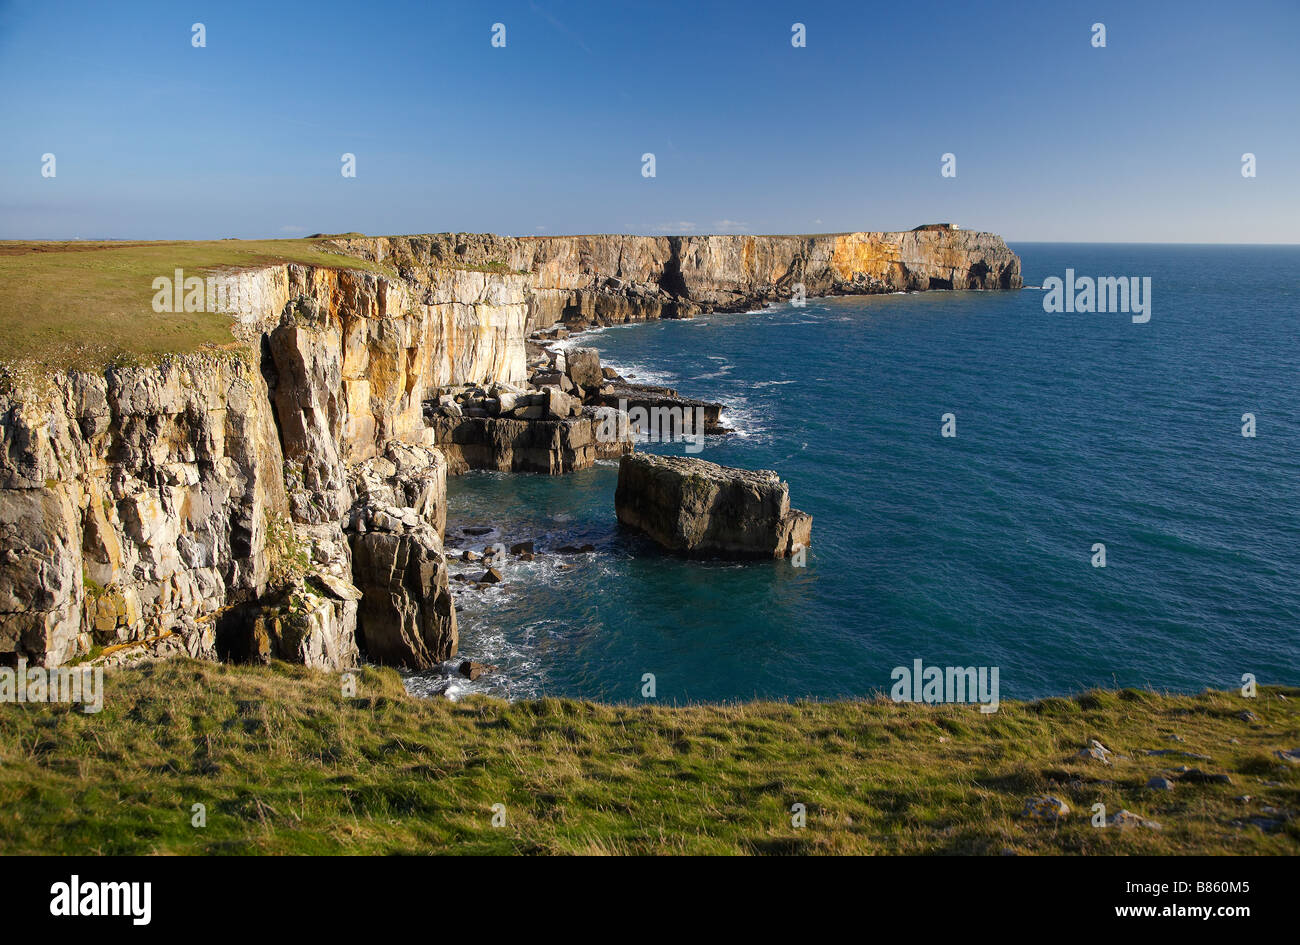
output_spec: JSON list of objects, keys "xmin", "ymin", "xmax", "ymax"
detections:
[
  {"xmin": 565, "ymin": 347, "xmax": 603, "ymax": 390},
  {"xmin": 458, "ymin": 659, "xmax": 498, "ymax": 681},
  {"xmin": 543, "ymin": 386, "xmax": 581, "ymax": 421},
  {"xmin": 533, "ymin": 370, "xmax": 565, "ymax": 389},
  {"xmin": 1020, "ymin": 796, "xmax": 1070, "ymax": 821},
  {"xmin": 1107, "ymin": 809, "xmax": 1163, "ymax": 830},
  {"xmin": 614, "ymin": 454, "xmax": 811, "ymax": 558}
]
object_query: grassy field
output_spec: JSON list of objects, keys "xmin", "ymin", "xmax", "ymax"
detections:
[
  {"xmin": 0, "ymin": 239, "xmax": 395, "ymax": 370},
  {"xmin": 0, "ymin": 658, "xmax": 1295, "ymax": 855}
]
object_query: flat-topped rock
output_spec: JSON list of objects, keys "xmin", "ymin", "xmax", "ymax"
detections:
[{"xmin": 614, "ymin": 453, "xmax": 811, "ymax": 559}]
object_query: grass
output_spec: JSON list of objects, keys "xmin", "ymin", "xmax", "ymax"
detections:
[
  {"xmin": 0, "ymin": 239, "xmax": 396, "ymax": 371},
  {"xmin": 0, "ymin": 658, "xmax": 1295, "ymax": 855}
]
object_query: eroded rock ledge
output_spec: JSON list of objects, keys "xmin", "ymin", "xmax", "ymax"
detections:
[{"xmin": 0, "ymin": 227, "xmax": 1018, "ymax": 670}]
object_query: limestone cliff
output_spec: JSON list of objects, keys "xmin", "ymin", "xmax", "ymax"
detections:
[
  {"xmin": 323, "ymin": 227, "xmax": 1022, "ymax": 327},
  {"xmin": 0, "ymin": 354, "xmax": 288, "ymax": 668},
  {"xmin": 0, "ymin": 228, "xmax": 1021, "ymax": 670}
]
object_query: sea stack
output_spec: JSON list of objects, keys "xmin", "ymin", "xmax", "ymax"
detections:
[{"xmin": 615, "ymin": 454, "xmax": 812, "ymax": 559}]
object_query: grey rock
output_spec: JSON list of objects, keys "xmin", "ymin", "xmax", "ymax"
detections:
[
  {"xmin": 349, "ymin": 527, "xmax": 457, "ymax": 670},
  {"xmin": 1107, "ymin": 809, "xmax": 1162, "ymax": 830},
  {"xmin": 1020, "ymin": 796, "xmax": 1070, "ymax": 821},
  {"xmin": 458, "ymin": 659, "xmax": 498, "ymax": 681},
  {"xmin": 565, "ymin": 347, "xmax": 603, "ymax": 390},
  {"xmin": 614, "ymin": 453, "xmax": 812, "ymax": 559}
]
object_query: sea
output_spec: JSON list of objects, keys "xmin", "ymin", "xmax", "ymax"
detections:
[{"xmin": 405, "ymin": 244, "xmax": 1300, "ymax": 704}]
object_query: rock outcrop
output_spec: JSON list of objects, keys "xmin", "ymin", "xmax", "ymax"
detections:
[
  {"xmin": 614, "ymin": 454, "xmax": 812, "ymax": 559},
  {"xmin": 597, "ymin": 383, "xmax": 727, "ymax": 436},
  {"xmin": 431, "ymin": 413, "xmax": 630, "ymax": 475},
  {"xmin": 343, "ymin": 442, "xmax": 457, "ymax": 668},
  {"xmin": 349, "ymin": 522, "xmax": 456, "ymax": 670}
]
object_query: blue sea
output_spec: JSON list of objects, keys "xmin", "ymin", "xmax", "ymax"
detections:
[{"xmin": 411, "ymin": 244, "xmax": 1300, "ymax": 704}]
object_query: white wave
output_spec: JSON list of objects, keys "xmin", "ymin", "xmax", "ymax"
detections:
[
  {"xmin": 693, "ymin": 365, "xmax": 734, "ymax": 381},
  {"xmin": 546, "ymin": 325, "xmax": 610, "ymax": 352},
  {"xmin": 715, "ymin": 401, "xmax": 768, "ymax": 439},
  {"xmin": 599, "ymin": 358, "xmax": 678, "ymax": 388}
]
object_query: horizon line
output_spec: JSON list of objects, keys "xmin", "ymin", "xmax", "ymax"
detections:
[{"xmin": 3, "ymin": 234, "xmax": 1299, "ymax": 247}]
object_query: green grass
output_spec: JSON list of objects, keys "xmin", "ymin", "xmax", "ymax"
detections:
[
  {"xmin": 0, "ymin": 239, "xmax": 396, "ymax": 371},
  {"xmin": 0, "ymin": 658, "xmax": 1295, "ymax": 855}
]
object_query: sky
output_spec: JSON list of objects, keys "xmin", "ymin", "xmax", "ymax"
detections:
[{"xmin": 0, "ymin": 0, "xmax": 1296, "ymax": 243}]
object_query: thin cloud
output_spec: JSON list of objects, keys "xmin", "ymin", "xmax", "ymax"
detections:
[{"xmin": 529, "ymin": 2, "xmax": 593, "ymax": 55}]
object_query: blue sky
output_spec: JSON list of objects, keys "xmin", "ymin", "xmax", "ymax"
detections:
[{"xmin": 1, "ymin": 0, "xmax": 1296, "ymax": 242}]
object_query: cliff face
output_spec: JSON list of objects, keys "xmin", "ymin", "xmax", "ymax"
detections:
[
  {"xmin": 0, "ymin": 355, "xmax": 287, "ymax": 668},
  {"xmin": 0, "ymin": 228, "xmax": 1021, "ymax": 669},
  {"xmin": 324, "ymin": 228, "xmax": 1022, "ymax": 326}
]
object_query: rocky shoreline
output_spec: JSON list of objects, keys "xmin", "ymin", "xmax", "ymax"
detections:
[{"xmin": 0, "ymin": 227, "xmax": 1021, "ymax": 678}]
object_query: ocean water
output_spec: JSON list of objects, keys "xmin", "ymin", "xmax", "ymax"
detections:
[{"xmin": 412, "ymin": 244, "xmax": 1300, "ymax": 704}]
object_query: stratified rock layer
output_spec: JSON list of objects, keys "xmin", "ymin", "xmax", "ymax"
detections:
[{"xmin": 614, "ymin": 454, "xmax": 812, "ymax": 559}]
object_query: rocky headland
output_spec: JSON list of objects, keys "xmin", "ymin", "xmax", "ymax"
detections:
[{"xmin": 0, "ymin": 227, "xmax": 1021, "ymax": 674}]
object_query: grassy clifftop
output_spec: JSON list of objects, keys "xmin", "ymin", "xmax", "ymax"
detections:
[
  {"xmin": 0, "ymin": 239, "xmax": 395, "ymax": 371},
  {"xmin": 0, "ymin": 659, "xmax": 1294, "ymax": 855}
]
